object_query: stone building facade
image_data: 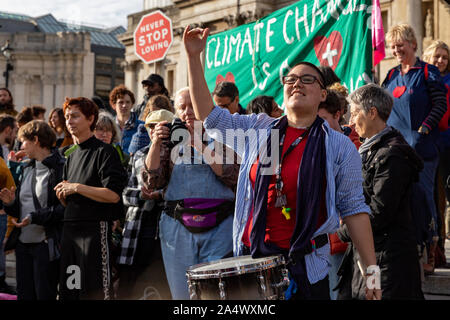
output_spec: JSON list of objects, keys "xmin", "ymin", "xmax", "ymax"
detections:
[
  {"xmin": 0, "ymin": 31, "xmax": 94, "ymax": 111},
  {"xmin": 0, "ymin": 12, "xmax": 125, "ymax": 114},
  {"xmin": 119, "ymin": 0, "xmax": 450, "ymax": 102}
]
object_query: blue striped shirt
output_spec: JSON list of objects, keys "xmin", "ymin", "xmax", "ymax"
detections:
[{"xmin": 204, "ymin": 106, "xmax": 370, "ymax": 284}]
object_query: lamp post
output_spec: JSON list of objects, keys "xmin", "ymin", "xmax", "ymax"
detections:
[{"xmin": 1, "ymin": 40, "xmax": 13, "ymax": 88}]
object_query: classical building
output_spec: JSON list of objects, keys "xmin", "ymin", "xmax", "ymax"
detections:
[
  {"xmin": 119, "ymin": 0, "xmax": 450, "ymax": 102},
  {"xmin": 0, "ymin": 11, "xmax": 125, "ymax": 113}
]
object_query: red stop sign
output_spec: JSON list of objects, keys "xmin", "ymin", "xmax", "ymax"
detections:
[{"xmin": 134, "ymin": 10, "xmax": 173, "ymax": 64}]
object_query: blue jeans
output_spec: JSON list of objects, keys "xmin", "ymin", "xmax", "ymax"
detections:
[
  {"xmin": 328, "ymin": 253, "xmax": 344, "ymax": 300},
  {"xmin": 159, "ymin": 213, "xmax": 233, "ymax": 300},
  {"xmin": 0, "ymin": 215, "xmax": 7, "ymax": 278}
]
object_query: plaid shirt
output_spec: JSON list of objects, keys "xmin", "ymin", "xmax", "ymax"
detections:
[{"xmin": 117, "ymin": 145, "xmax": 160, "ymax": 265}]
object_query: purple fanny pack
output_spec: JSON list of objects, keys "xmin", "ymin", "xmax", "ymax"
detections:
[{"xmin": 171, "ymin": 198, "xmax": 234, "ymax": 233}]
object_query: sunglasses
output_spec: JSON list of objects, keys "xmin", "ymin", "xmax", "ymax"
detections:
[{"xmin": 282, "ymin": 74, "xmax": 325, "ymax": 89}]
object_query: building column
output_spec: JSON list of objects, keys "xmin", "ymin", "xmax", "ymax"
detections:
[
  {"xmin": 10, "ymin": 74, "xmax": 27, "ymax": 111},
  {"xmin": 41, "ymin": 75, "xmax": 54, "ymax": 110},
  {"xmin": 55, "ymin": 74, "xmax": 65, "ymax": 108},
  {"xmin": 407, "ymin": 0, "xmax": 423, "ymax": 56},
  {"xmin": 65, "ymin": 56, "xmax": 74, "ymax": 98},
  {"xmin": 124, "ymin": 60, "xmax": 137, "ymax": 97}
]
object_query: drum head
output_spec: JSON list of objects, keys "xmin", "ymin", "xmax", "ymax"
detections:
[{"xmin": 186, "ymin": 255, "xmax": 285, "ymax": 279}]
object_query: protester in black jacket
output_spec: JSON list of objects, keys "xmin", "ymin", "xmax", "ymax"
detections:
[
  {"xmin": 1, "ymin": 120, "xmax": 65, "ymax": 300},
  {"xmin": 336, "ymin": 84, "xmax": 424, "ymax": 300},
  {"xmin": 134, "ymin": 74, "xmax": 172, "ymax": 119}
]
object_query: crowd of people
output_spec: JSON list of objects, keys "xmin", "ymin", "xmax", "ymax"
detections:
[{"xmin": 0, "ymin": 22, "xmax": 448, "ymax": 301}]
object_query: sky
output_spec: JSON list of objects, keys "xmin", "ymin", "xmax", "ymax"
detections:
[{"xmin": 0, "ymin": 0, "xmax": 144, "ymax": 29}]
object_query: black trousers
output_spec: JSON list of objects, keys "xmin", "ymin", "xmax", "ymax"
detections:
[
  {"xmin": 118, "ymin": 236, "xmax": 171, "ymax": 300},
  {"xmin": 15, "ymin": 241, "xmax": 59, "ymax": 300},
  {"xmin": 59, "ymin": 221, "xmax": 112, "ymax": 300},
  {"xmin": 291, "ymin": 275, "xmax": 331, "ymax": 300}
]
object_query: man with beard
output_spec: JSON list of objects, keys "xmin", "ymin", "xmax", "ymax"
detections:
[
  {"xmin": 0, "ymin": 88, "xmax": 18, "ymax": 117},
  {"xmin": 133, "ymin": 74, "xmax": 172, "ymax": 119},
  {"xmin": 0, "ymin": 115, "xmax": 18, "ymax": 159}
]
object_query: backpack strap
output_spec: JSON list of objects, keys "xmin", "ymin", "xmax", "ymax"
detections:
[
  {"xmin": 387, "ymin": 68, "xmax": 396, "ymax": 80},
  {"xmin": 423, "ymin": 63, "xmax": 429, "ymax": 81}
]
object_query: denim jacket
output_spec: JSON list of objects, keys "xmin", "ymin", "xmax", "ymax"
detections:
[{"xmin": 117, "ymin": 111, "xmax": 144, "ymax": 156}]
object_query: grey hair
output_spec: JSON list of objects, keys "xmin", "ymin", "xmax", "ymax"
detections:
[
  {"xmin": 174, "ymin": 87, "xmax": 190, "ymax": 117},
  {"xmin": 347, "ymin": 84, "xmax": 394, "ymax": 122},
  {"xmin": 95, "ymin": 111, "xmax": 122, "ymax": 144}
]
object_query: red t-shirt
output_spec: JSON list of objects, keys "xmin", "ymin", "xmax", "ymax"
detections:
[{"xmin": 242, "ymin": 127, "xmax": 327, "ymax": 250}]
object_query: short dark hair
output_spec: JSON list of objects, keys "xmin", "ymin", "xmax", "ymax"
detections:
[
  {"xmin": 17, "ymin": 107, "xmax": 34, "ymax": 126},
  {"xmin": 0, "ymin": 114, "xmax": 16, "ymax": 133},
  {"xmin": 212, "ymin": 82, "xmax": 239, "ymax": 101},
  {"xmin": 318, "ymin": 90, "xmax": 342, "ymax": 116},
  {"xmin": 63, "ymin": 97, "xmax": 99, "ymax": 131},
  {"xmin": 318, "ymin": 66, "xmax": 341, "ymax": 87},
  {"xmin": 291, "ymin": 61, "xmax": 326, "ymax": 89},
  {"xmin": 91, "ymin": 96, "xmax": 105, "ymax": 109},
  {"xmin": 31, "ymin": 105, "xmax": 46, "ymax": 118},
  {"xmin": 109, "ymin": 85, "xmax": 136, "ymax": 106},
  {"xmin": 246, "ymin": 95, "xmax": 275, "ymax": 115},
  {"xmin": 18, "ymin": 120, "xmax": 56, "ymax": 150}
]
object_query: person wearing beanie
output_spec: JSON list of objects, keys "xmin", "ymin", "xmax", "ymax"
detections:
[{"xmin": 128, "ymin": 124, "xmax": 151, "ymax": 156}]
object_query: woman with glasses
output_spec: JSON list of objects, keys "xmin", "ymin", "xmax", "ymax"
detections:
[{"xmin": 182, "ymin": 26, "xmax": 380, "ymax": 300}]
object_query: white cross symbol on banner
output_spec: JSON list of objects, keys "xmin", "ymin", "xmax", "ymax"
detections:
[{"xmin": 322, "ymin": 42, "xmax": 338, "ymax": 67}]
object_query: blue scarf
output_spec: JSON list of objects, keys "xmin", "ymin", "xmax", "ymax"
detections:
[{"xmin": 250, "ymin": 115, "xmax": 327, "ymax": 298}]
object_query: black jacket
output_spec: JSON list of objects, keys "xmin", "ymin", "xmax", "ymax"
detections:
[
  {"xmin": 5, "ymin": 150, "xmax": 65, "ymax": 255},
  {"xmin": 336, "ymin": 128, "xmax": 424, "ymax": 300}
]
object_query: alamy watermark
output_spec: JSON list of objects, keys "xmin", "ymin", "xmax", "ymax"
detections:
[{"xmin": 66, "ymin": 265, "xmax": 81, "ymax": 290}]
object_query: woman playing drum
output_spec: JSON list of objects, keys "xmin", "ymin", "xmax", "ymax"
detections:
[{"xmin": 182, "ymin": 26, "xmax": 381, "ymax": 300}]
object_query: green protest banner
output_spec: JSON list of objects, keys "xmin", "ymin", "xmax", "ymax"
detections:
[{"xmin": 204, "ymin": 0, "xmax": 373, "ymax": 109}]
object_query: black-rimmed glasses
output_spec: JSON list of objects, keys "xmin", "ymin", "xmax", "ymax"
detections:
[{"xmin": 282, "ymin": 74, "xmax": 324, "ymax": 89}]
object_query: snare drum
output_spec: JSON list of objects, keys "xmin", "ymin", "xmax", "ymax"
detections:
[{"xmin": 186, "ymin": 255, "xmax": 290, "ymax": 300}]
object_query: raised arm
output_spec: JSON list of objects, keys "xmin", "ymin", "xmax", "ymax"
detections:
[{"xmin": 183, "ymin": 26, "xmax": 215, "ymax": 121}]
